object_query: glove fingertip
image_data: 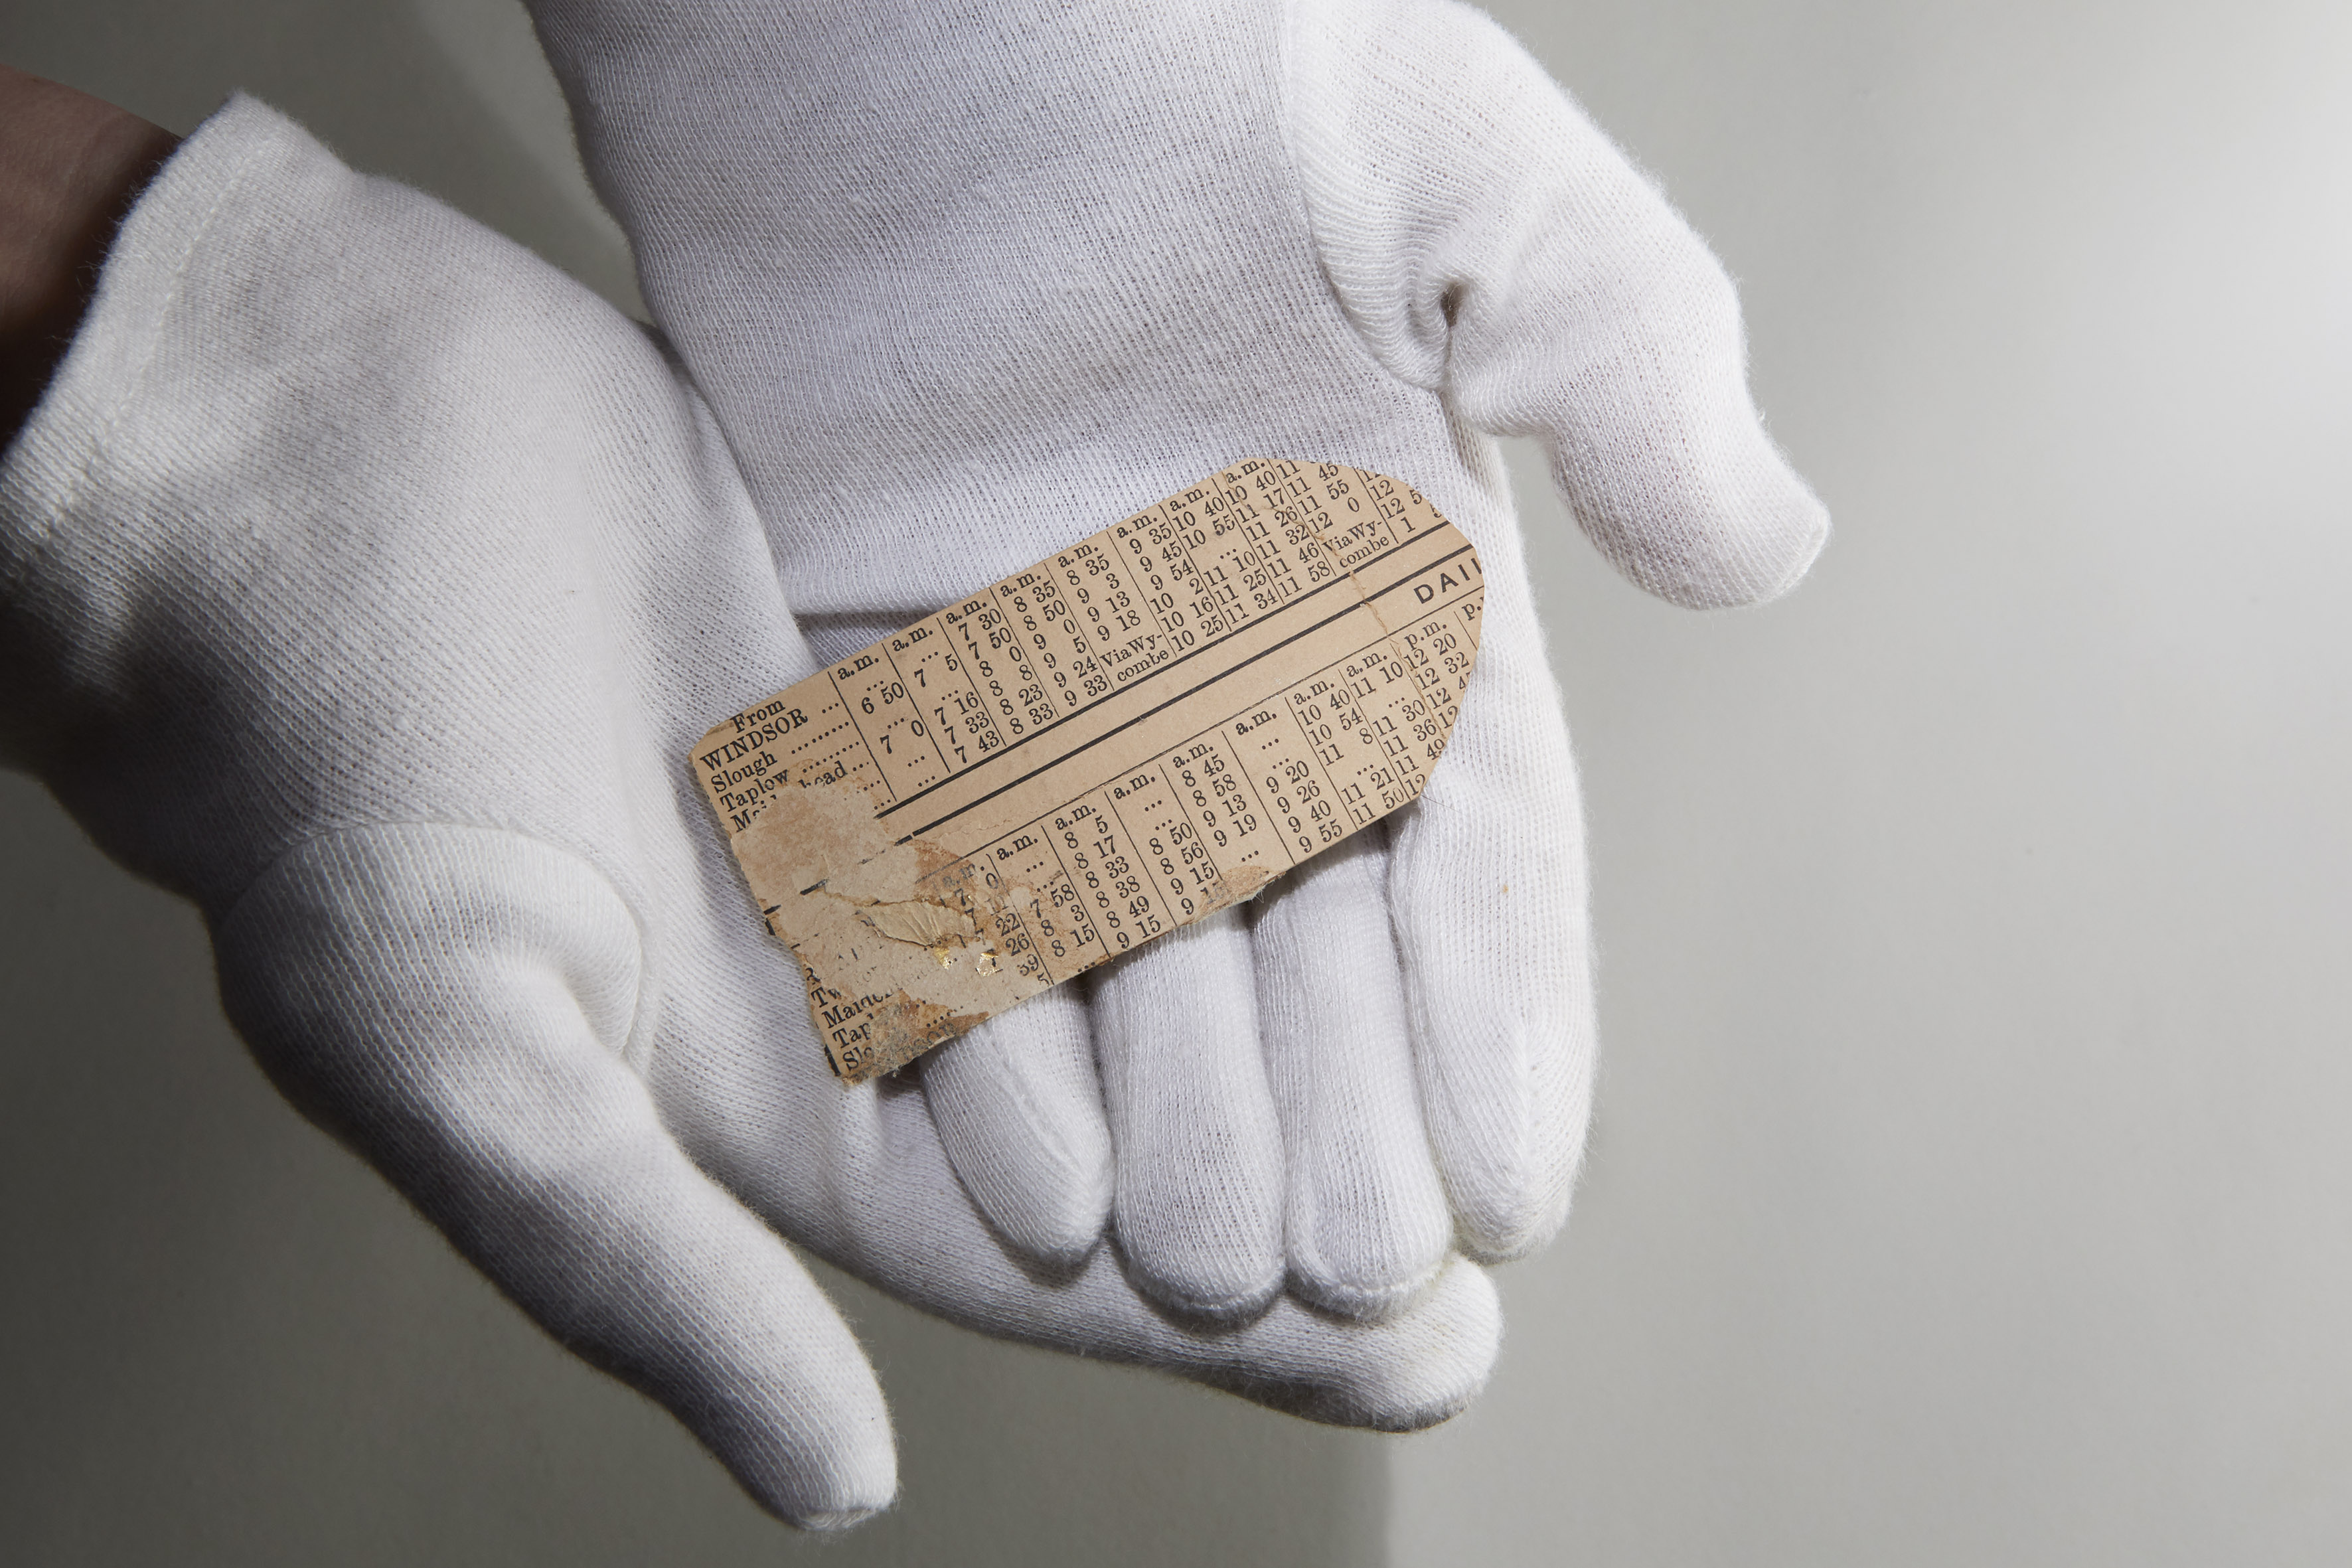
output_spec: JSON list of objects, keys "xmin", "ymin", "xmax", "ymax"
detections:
[
  {"xmin": 1567, "ymin": 407, "xmax": 1831, "ymax": 612},
  {"xmin": 795, "ymin": 1506, "xmax": 890, "ymax": 1532},
  {"xmin": 747, "ymin": 1449, "xmax": 898, "ymax": 1532},
  {"xmin": 761, "ymin": 1441, "xmax": 898, "ymax": 1532},
  {"xmin": 1452, "ymin": 1200, "xmax": 1572, "ymax": 1267},
  {"xmin": 982, "ymin": 1160, "xmax": 1115, "ymax": 1271},
  {"xmin": 1123, "ymin": 1243, "xmax": 1286, "ymax": 1326},
  {"xmin": 1433, "ymin": 1109, "xmax": 1581, "ymax": 1266},
  {"xmin": 1287, "ymin": 1254, "xmax": 1448, "ymax": 1323}
]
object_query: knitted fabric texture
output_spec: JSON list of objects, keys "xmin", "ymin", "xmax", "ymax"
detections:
[
  {"xmin": 0, "ymin": 93, "xmax": 1510, "ymax": 1525},
  {"xmin": 525, "ymin": 0, "xmax": 1826, "ymax": 1316}
]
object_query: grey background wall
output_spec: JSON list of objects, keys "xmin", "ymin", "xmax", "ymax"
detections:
[{"xmin": 3, "ymin": 1, "xmax": 2347, "ymax": 1563}]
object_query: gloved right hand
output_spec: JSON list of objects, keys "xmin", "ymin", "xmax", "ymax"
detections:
[
  {"xmin": 0, "ymin": 95, "xmax": 1500, "ymax": 1528},
  {"xmin": 530, "ymin": 0, "xmax": 1829, "ymax": 1326}
]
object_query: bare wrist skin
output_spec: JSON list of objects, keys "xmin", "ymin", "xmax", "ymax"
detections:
[{"xmin": 0, "ymin": 65, "xmax": 179, "ymax": 447}]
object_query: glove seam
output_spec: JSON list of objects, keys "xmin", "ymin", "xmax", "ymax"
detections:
[
  {"xmin": 0, "ymin": 105, "xmax": 270, "ymax": 610},
  {"xmin": 1271, "ymin": 0, "xmax": 1454, "ymax": 405},
  {"xmin": 965, "ymin": 1052, "xmax": 1094, "ymax": 1189}
]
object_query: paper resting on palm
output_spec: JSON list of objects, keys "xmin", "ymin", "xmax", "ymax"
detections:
[{"xmin": 690, "ymin": 459, "xmax": 1484, "ymax": 1083}]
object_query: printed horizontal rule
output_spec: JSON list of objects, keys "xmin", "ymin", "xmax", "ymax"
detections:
[{"xmin": 690, "ymin": 459, "xmax": 1485, "ymax": 1083}]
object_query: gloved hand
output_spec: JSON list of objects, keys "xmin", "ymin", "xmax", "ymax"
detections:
[
  {"xmin": 0, "ymin": 96, "xmax": 1501, "ymax": 1527},
  {"xmin": 528, "ymin": 0, "xmax": 1829, "ymax": 1319}
]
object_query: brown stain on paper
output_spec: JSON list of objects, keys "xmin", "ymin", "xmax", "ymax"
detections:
[{"xmin": 691, "ymin": 459, "xmax": 1484, "ymax": 1084}]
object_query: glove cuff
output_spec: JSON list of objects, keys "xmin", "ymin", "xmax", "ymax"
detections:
[{"xmin": 1, "ymin": 94, "xmax": 288, "ymax": 605}]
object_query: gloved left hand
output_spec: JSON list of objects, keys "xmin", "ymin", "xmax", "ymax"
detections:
[{"xmin": 0, "ymin": 92, "xmax": 1501, "ymax": 1528}]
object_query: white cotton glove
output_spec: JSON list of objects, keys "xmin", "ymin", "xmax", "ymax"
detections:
[
  {"xmin": 0, "ymin": 96, "xmax": 1502, "ymax": 1527},
  {"xmin": 526, "ymin": 0, "xmax": 1828, "ymax": 1319}
]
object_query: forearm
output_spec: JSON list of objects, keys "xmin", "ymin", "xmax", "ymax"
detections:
[{"xmin": 0, "ymin": 65, "xmax": 178, "ymax": 445}]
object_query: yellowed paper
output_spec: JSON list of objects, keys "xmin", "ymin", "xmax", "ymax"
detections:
[{"xmin": 690, "ymin": 459, "xmax": 1484, "ymax": 1083}]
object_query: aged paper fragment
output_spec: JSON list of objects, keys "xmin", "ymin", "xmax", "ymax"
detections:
[{"xmin": 690, "ymin": 459, "xmax": 1484, "ymax": 1083}]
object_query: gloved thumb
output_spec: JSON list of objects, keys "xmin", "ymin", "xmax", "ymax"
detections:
[
  {"xmin": 1448, "ymin": 161, "xmax": 1831, "ymax": 611},
  {"xmin": 211, "ymin": 823, "xmax": 895, "ymax": 1528},
  {"xmin": 1287, "ymin": 0, "xmax": 1827, "ymax": 607}
]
